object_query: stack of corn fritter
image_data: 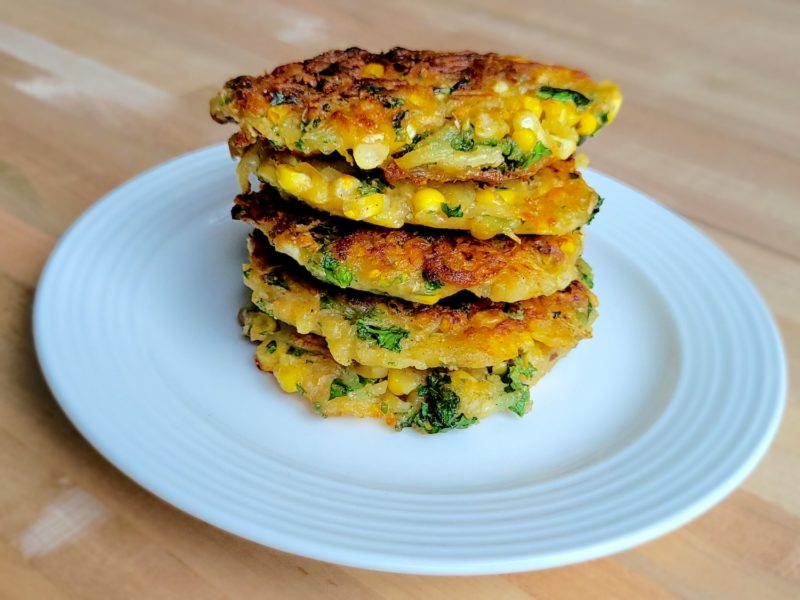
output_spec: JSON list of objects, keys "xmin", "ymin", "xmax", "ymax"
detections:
[{"xmin": 210, "ymin": 48, "xmax": 621, "ymax": 433}]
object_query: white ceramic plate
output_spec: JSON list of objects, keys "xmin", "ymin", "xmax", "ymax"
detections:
[{"xmin": 34, "ymin": 145, "xmax": 786, "ymax": 575}]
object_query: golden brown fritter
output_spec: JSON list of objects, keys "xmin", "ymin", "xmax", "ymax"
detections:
[
  {"xmin": 233, "ymin": 192, "xmax": 586, "ymax": 303},
  {"xmin": 243, "ymin": 231, "xmax": 597, "ymax": 370},
  {"xmin": 240, "ymin": 305, "xmax": 568, "ymax": 433},
  {"xmin": 211, "ymin": 47, "xmax": 622, "ymax": 180},
  {"xmin": 236, "ymin": 147, "xmax": 601, "ymax": 237}
]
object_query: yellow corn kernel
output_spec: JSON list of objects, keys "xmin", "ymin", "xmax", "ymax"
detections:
[
  {"xmin": 521, "ymin": 96, "xmax": 543, "ymax": 117},
  {"xmin": 492, "ymin": 362, "xmax": 508, "ymax": 376},
  {"xmin": 343, "ymin": 193, "xmax": 384, "ymax": 220},
  {"xmin": 367, "ymin": 269, "xmax": 381, "ymax": 279},
  {"xmin": 388, "ymin": 369, "xmax": 422, "ymax": 396},
  {"xmin": 475, "ymin": 188, "xmax": 500, "ymax": 206},
  {"xmin": 512, "ymin": 110, "xmax": 539, "ymax": 131},
  {"xmin": 275, "ymin": 366, "xmax": 302, "ymax": 394},
  {"xmin": 511, "ymin": 128, "xmax": 537, "ymax": 153},
  {"xmin": 362, "ymin": 63, "xmax": 385, "ymax": 78},
  {"xmin": 276, "ymin": 164, "xmax": 312, "ymax": 196},
  {"xmin": 354, "ymin": 364, "xmax": 389, "ymax": 379},
  {"xmin": 497, "ymin": 188, "xmax": 517, "ymax": 203},
  {"xmin": 450, "ymin": 369, "xmax": 477, "ymax": 384},
  {"xmin": 553, "ymin": 136, "xmax": 577, "ymax": 160},
  {"xmin": 332, "ymin": 174, "xmax": 360, "ymax": 199},
  {"xmin": 575, "ymin": 152, "xmax": 590, "ymax": 169},
  {"xmin": 560, "ymin": 240, "xmax": 576, "ymax": 254},
  {"xmin": 577, "ymin": 112, "xmax": 598, "ymax": 136},
  {"xmin": 471, "ymin": 311, "xmax": 505, "ymax": 328},
  {"xmin": 411, "ymin": 294, "xmax": 441, "ymax": 305},
  {"xmin": 412, "ymin": 187, "xmax": 446, "ymax": 214},
  {"xmin": 353, "ymin": 143, "xmax": 390, "ymax": 170},
  {"xmin": 493, "ymin": 80, "xmax": 510, "ymax": 94},
  {"xmin": 267, "ymin": 105, "xmax": 290, "ymax": 123}
]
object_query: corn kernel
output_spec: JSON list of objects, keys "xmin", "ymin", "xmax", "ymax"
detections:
[
  {"xmin": 362, "ymin": 63, "xmax": 385, "ymax": 78},
  {"xmin": 512, "ymin": 110, "xmax": 539, "ymax": 131},
  {"xmin": 275, "ymin": 366, "xmax": 302, "ymax": 394},
  {"xmin": 475, "ymin": 188, "xmax": 500, "ymax": 206},
  {"xmin": 511, "ymin": 128, "xmax": 537, "ymax": 153},
  {"xmin": 267, "ymin": 105, "xmax": 289, "ymax": 123},
  {"xmin": 353, "ymin": 143, "xmax": 390, "ymax": 170},
  {"xmin": 553, "ymin": 136, "xmax": 577, "ymax": 160},
  {"xmin": 388, "ymin": 369, "xmax": 422, "ymax": 396},
  {"xmin": 333, "ymin": 174, "xmax": 360, "ymax": 199},
  {"xmin": 368, "ymin": 269, "xmax": 381, "ymax": 279},
  {"xmin": 560, "ymin": 240, "xmax": 576, "ymax": 254},
  {"xmin": 577, "ymin": 112, "xmax": 598, "ymax": 136},
  {"xmin": 521, "ymin": 96, "xmax": 543, "ymax": 117},
  {"xmin": 343, "ymin": 193, "xmax": 384, "ymax": 220},
  {"xmin": 492, "ymin": 362, "xmax": 508, "ymax": 375},
  {"xmin": 276, "ymin": 164, "xmax": 312, "ymax": 196},
  {"xmin": 493, "ymin": 80, "xmax": 510, "ymax": 94},
  {"xmin": 451, "ymin": 369, "xmax": 477, "ymax": 384},
  {"xmin": 412, "ymin": 187, "xmax": 446, "ymax": 214},
  {"xmin": 575, "ymin": 152, "xmax": 590, "ymax": 169},
  {"xmin": 497, "ymin": 188, "xmax": 517, "ymax": 203},
  {"xmin": 471, "ymin": 311, "xmax": 505, "ymax": 328},
  {"xmin": 411, "ymin": 294, "xmax": 441, "ymax": 305},
  {"xmin": 354, "ymin": 364, "xmax": 389, "ymax": 379}
]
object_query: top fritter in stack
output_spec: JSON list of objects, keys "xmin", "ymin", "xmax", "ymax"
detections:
[{"xmin": 211, "ymin": 48, "xmax": 622, "ymax": 434}]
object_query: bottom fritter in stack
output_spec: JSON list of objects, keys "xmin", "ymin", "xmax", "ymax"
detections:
[{"xmin": 211, "ymin": 48, "xmax": 621, "ymax": 433}]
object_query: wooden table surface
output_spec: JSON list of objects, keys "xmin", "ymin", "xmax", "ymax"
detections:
[{"xmin": 1, "ymin": 0, "xmax": 798, "ymax": 597}]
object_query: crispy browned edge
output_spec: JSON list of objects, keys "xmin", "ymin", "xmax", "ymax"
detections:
[
  {"xmin": 213, "ymin": 47, "xmax": 588, "ymax": 183},
  {"xmin": 246, "ymin": 229, "xmax": 594, "ymax": 335},
  {"xmin": 234, "ymin": 192, "xmax": 574, "ymax": 289}
]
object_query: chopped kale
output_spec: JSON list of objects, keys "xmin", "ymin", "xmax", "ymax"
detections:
[
  {"xmin": 328, "ymin": 374, "xmax": 382, "ymax": 400},
  {"xmin": 440, "ymin": 203, "xmax": 463, "ymax": 218},
  {"xmin": 253, "ymin": 299, "xmax": 273, "ymax": 317},
  {"xmin": 501, "ymin": 360, "xmax": 536, "ymax": 416},
  {"xmin": 295, "ymin": 383, "xmax": 306, "ymax": 394},
  {"xmin": 577, "ymin": 263, "xmax": 594, "ymax": 289},
  {"xmin": 499, "ymin": 138, "xmax": 552, "ymax": 171},
  {"xmin": 536, "ymin": 86, "xmax": 591, "ymax": 106},
  {"xmin": 328, "ymin": 379, "xmax": 350, "ymax": 400},
  {"xmin": 319, "ymin": 294, "xmax": 334, "ymax": 309},
  {"xmin": 269, "ymin": 91, "xmax": 298, "ymax": 106},
  {"xmin": 449, "ymin": 124, "xmax": 475, "ymax": 152},
  {"xmin": 357, "ymin": 176, "xmax": 389, "ymax": 196},
  {"xmin": 433, "ymin": 77, "xmax": 469, "ymax": 95},
  {"xmin": 392, "ymin": 110, "xmax": 407, "ymax": 134},
  {"xmin": 242, "ymin": 267, "xmax": 253, "ymax": 279},
  {"xmin": 423, "ymin": 274, "xmax": 444, "ymax": 292},
  {"xmin": 382, "ymin": 96, "xmax": 405, "ymax": 109},
  {"xmin": 355, "ymin": 320, "xmax": 409, "ymax": 352},
  {"xmin": 286, "ymin": 345, "xmax": 308, "ymax": 357},
  {"xmin": 320, "ymin": 252, "xmax": 353, "ymax": 287},
  {"xmin": 265, "ymin": 340, "xmax": 278, "ymax": 354},
  {"xmin": 403, "ymin": 369, "xmax": 477, "ymax": 433},
  {"xmin": 294, "ymin": 139, "xmax": 307, "ymax": 152},
  {"xmin": 586, "ymin": 196, "xmax": 604, "ymax": 225},
  {"xmin": 395, "ymin": 133, "xmax": 426, "ymax": 157},
  {"xmin": 265, "ymin": 272, "xmax": 290, "ymax": 290}
]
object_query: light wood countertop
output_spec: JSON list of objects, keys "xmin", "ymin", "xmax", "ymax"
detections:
[{"xmin": 1, "ymin": 1, "xmax": 798, "ymax": 597}]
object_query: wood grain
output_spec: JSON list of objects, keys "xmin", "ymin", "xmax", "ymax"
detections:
[{"xmin": 1, "ymin": 0, "xmax": 797, "ymax": 597}]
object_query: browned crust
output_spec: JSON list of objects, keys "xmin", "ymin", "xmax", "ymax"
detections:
[
  {"xmin": 247, "ymin": 229, "xmax": 594, "ymax": 335},
  {"xmin": 233, "ymin": 192, "xmax": 573, "ymax": 289},
  {"xmin": 383, "ymin": 153, "xmax": 564, "ymax": 185},
  {"xmin": 212, "ymin": 47, "xmax": 588, "ymax": 126}
]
